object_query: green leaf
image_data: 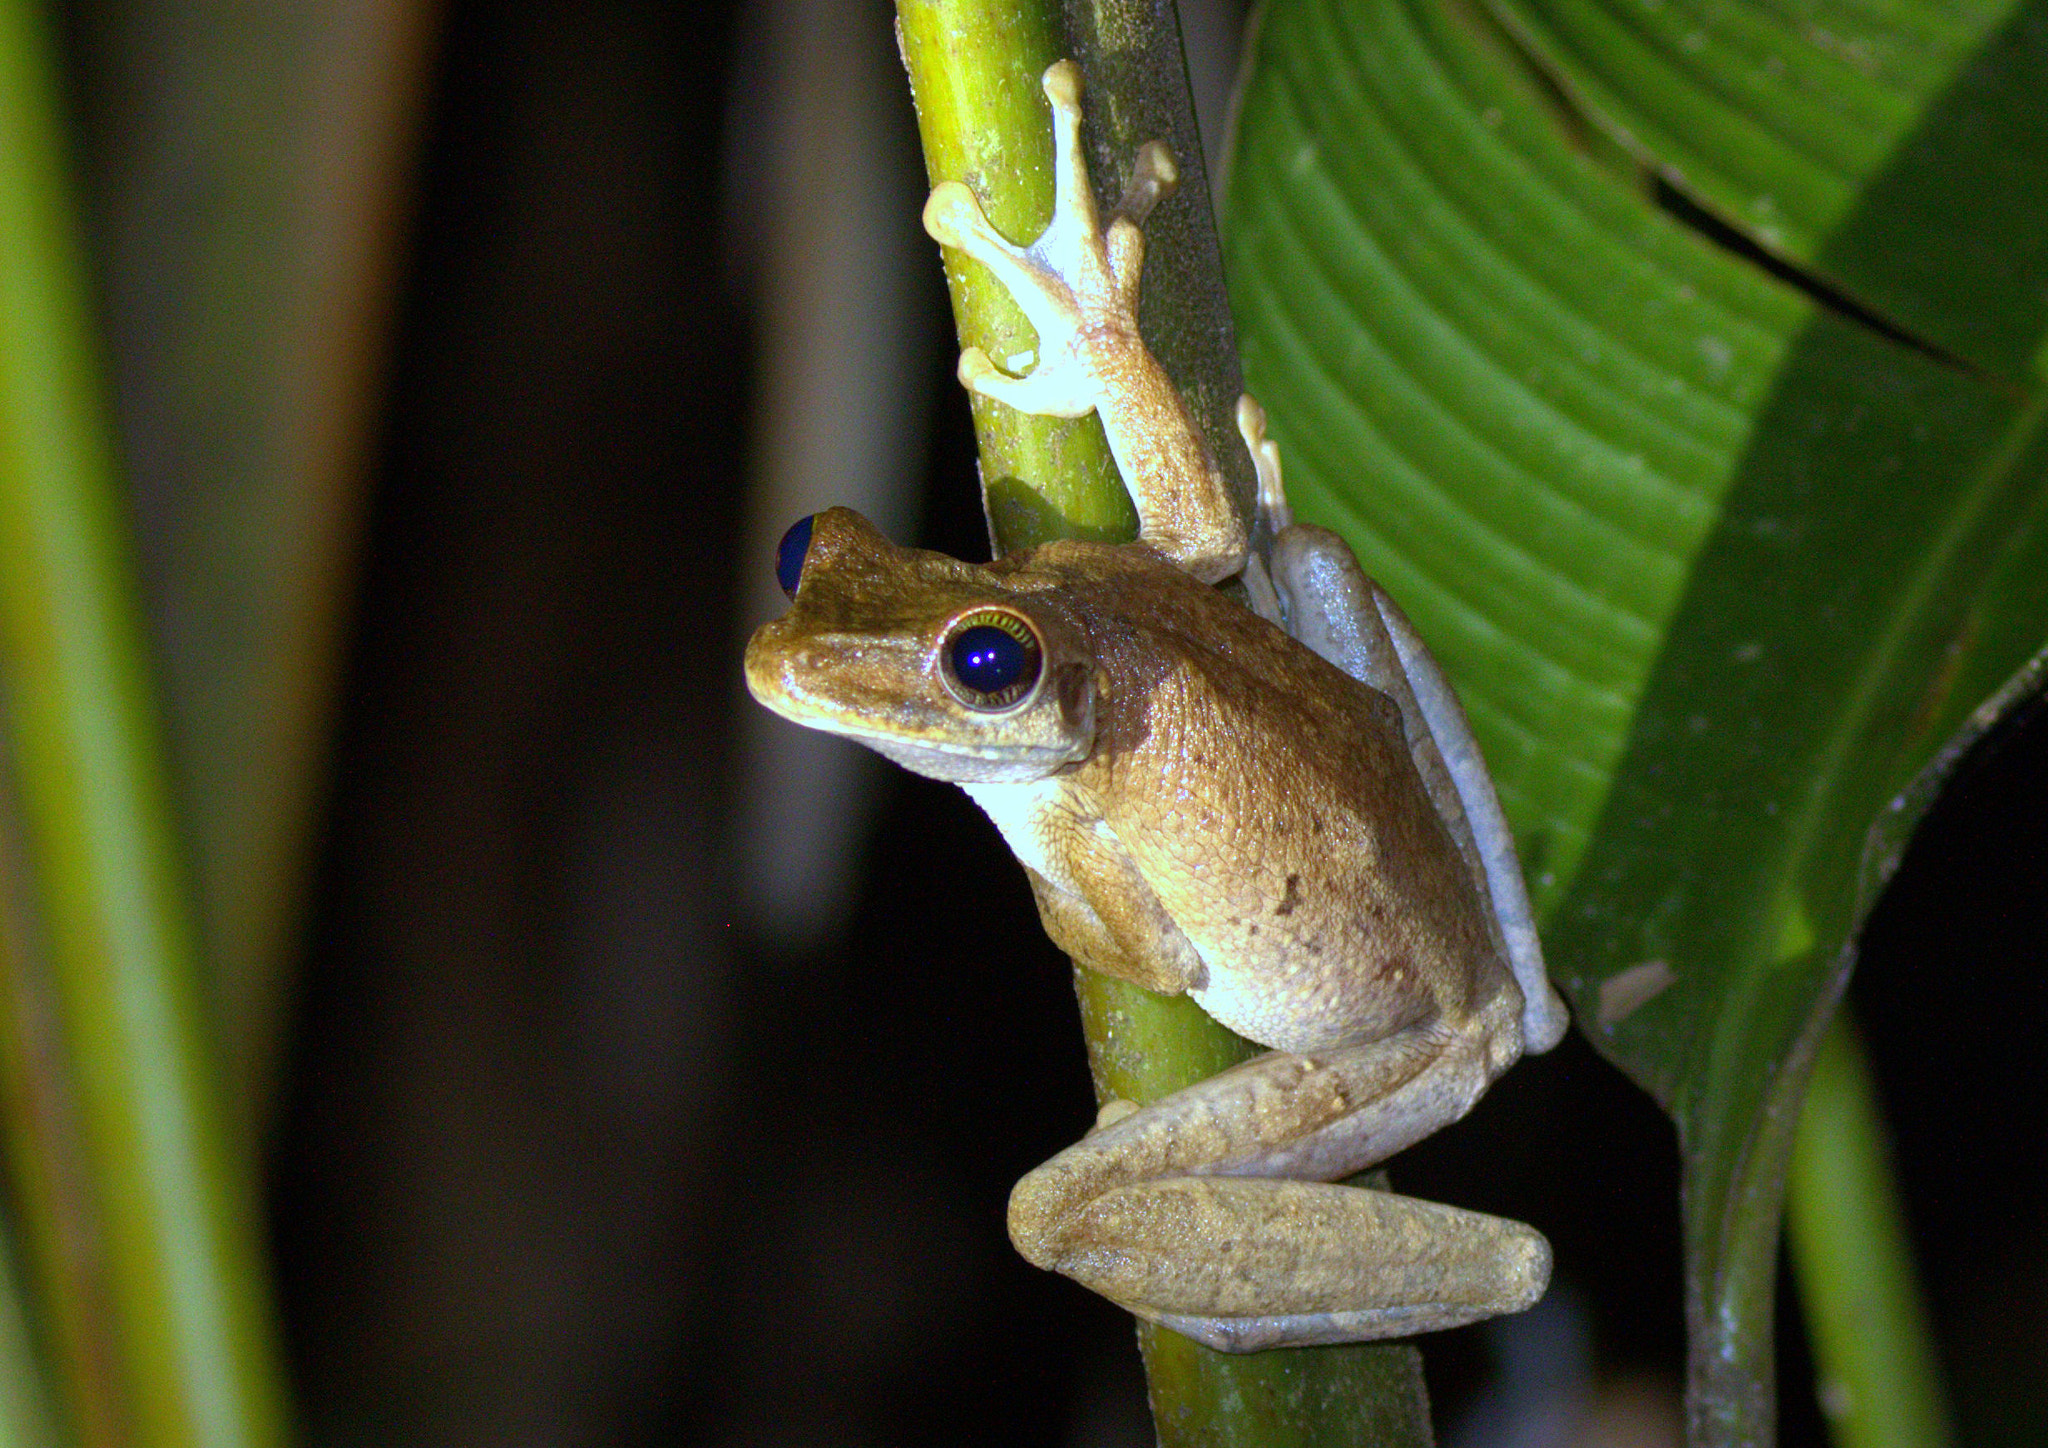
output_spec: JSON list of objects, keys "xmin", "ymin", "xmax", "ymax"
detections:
[
  {"xmin": 0, "ymin": 1205, "xmax": 58, "ymax": 1448},
  {"xmin": 68, "ymin": 0, "xmax": 435, "ymax": 1135},
  {"xmin": 1786, "ymin": 1017, "xmax": 1954, "ymax": 1448},
  {"xmin": 1224, "ymin": 0, "xmax": 2048, "ymax": 1439},
  {"xmin": 1482, "ymin": 0, "xmax": 2048, "ymax": 381}
]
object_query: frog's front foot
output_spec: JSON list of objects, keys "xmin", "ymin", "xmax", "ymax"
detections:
[
  {"xmin": 920, "ymin": 61, "xmax": 1161, "ymax": 421},
  {"xmin": 922, "ymin": 60, "xmax": 1246, "ymax": 582}
]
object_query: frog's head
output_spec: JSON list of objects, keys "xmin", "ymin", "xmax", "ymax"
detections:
[{"xmin": 744, "ymin": 508, "xmax": 1096, "ymax": 783}]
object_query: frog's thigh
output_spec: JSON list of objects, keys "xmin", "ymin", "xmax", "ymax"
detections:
[
  {"xmin": 1265, "ymin": 527, "xmax": 1466, "ymax": 862},
  {"xmin": 1010, "ymin": 1023, "xmax": 1548, "ymax": 1349},
  {"xmin": 1268, "ymin": 525, "xmax": 1404, "ymax": 691}
]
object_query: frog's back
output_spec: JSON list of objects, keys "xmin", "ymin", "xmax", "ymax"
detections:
[{"xmin": 1027, "ymin": 541, "xmax": 1513, "ymax": 1053}]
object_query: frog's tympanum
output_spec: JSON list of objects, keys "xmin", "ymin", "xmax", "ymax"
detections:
[{"xmin": 745, "ymin": 60, "xmax": 1569, "ymax": 1352}]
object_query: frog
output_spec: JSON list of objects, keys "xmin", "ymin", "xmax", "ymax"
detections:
[{"xmin": 743, "ymin": 59, "xmax": 1569, "ymax": 1352}]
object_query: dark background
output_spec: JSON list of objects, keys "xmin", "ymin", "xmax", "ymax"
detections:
[{"xmin": 58, "ymin": 0, "xmax": 2048, "ymax": 1441}]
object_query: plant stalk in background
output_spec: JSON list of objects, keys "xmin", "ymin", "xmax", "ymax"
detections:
[{"xmin": 0, "ymin": 0, "xmax": 294, "ymax": 1442}]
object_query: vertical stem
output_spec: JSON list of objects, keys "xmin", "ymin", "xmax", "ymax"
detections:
[
  {"xmin": 896, "ymin": 3, "xmax": 1434, "ymax": 1441},
  {"xmin": 0, "ymin": 1206, "xmax": 58, "ymax": 1448},
  {"xmin": 897, "ymin": 0, "xmax": 1135, "ymax": 549},
  {"xmin": 1786, "ymin": 1016, "xmax": 1952, "ymax": 1448},
  {"xmin": 0, "ymin": 2, "xmax": 292, "ymax": 1443}
]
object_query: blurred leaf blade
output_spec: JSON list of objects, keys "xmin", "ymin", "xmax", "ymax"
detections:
[
  {"xmin": 0, "ymin": 768, "xmax": 124, "ymax": 1447},
  {"xmin": 73, "ymin": 0, "xmax": 438, "ymax": 1131},
  {"xmin": 1787, "ymin": 1017, "xmax": 1954, "ymax": 1448},
  {"xmin": 0, "ymin": 0, "xmax": 292, "ymax": 1441},
  {"xmin": 1225, "ymin": 0, "xmax": 2048, "ymax": 1440},
  {"xmin": 0, "ymin": 1203, "xmax": 59, "ymax": 1448}
]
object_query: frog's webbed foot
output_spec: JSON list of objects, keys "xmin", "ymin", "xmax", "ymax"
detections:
[
  {"xmin": 922, "ymin": 60, "xmax": 1246, "ymax": 582},
  {"xmin": 922, "ymin": 174, "xmax": 1101, "ymax": 420},
  {"xmin": 1009, "ymin": 1023, "xmax": 1550, "ymax": 1350},
  {"xmin": 920, "ymin": 62, "xmax": 1136, "ymax": 419}
]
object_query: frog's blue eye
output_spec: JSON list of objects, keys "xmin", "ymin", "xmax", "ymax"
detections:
[
  {"xmin": 775, "ymin": 514, "xmax": 815, "ymax": 599},
  {"xmin": 941, "ymin": 609, "xmax": 1044, "ymax": 711},
  {"xmin": 953, "ymin": 626, "xmax": 1026, "ymax": 691}
]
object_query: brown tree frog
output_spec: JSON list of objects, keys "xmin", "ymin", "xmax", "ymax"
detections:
[{"xmin": 744, "ymin": 60, "xmax": 1569, "ymax": 1351}]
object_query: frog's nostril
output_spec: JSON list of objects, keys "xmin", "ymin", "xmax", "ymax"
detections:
[{"xmin": 776, "ymin": 514, "xmax": 816, "ymax": 599}]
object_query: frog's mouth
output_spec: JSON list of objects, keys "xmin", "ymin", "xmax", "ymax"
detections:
[
  {"xmin": 761, "ymin": 685, "xmax": 1091, "ymax": 784},
  {"xmin": 857, "ymin": 728, "xmax": 1088, "ymax": 785},
  {"xmin": 744, "ymin": 628, "xmax": 1094, "ymax": 785}
]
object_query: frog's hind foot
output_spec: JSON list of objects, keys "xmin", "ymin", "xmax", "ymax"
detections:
[{"xmin": 1007, "ymin": 1026, "xmax": 1551, "ymax": 1349}]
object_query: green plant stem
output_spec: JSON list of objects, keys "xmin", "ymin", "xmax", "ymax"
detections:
[
  {"xmin": 0, "ymin": 1209, "xmax": 58, "ymax": 1448},
  {"xmin": 0, "ymin": 2, "xmax": 291, "ymax": 1444},
  {"xmin": 1786, "ymin": 1013, "xmax": 1952, "ymax": 1448},
  {"xmin": 0, "ymin": 786, "xmax": 118, "ymax": 1446},
  {"xmin": 897, "ymin": 2, "xmax": 1433, "ymax": 1441}
]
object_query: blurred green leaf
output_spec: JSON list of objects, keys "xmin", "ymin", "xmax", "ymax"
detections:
[
  {"xmin": 71, "ymin": 0, "xmax": 437, "ymax": 1132},
  {"xmin": 0, "ymin": 1204, "xmax": 58, "ymax": 1448},
  {"xmin": 1787, "ymin": 1016, "xmax": 1954, "ymax": 1448},
  {"xmin": 0, "ymin": 0, "xmax": 294, "ymax": 1440},
  {"xmin": 1225, "ymin": 0, "xmax": 2048, "ymax": 1440}
]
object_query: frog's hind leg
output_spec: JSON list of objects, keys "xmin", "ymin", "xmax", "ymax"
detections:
[
  {"xmin": 1247, "ymin": 394, "xmax": 1563, "ymax": 1053},
  {"xmin": 1007, "ymin": 1023, "xmax": 1550, "ymax": 1350},
  {"xmin": 1265, "ymin": 525, "xmax": 1570, "ymax": 1055},
  {"xmin": 1136, "ymin": 1177, "xmax": 1550, "ymax": 1350}
]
